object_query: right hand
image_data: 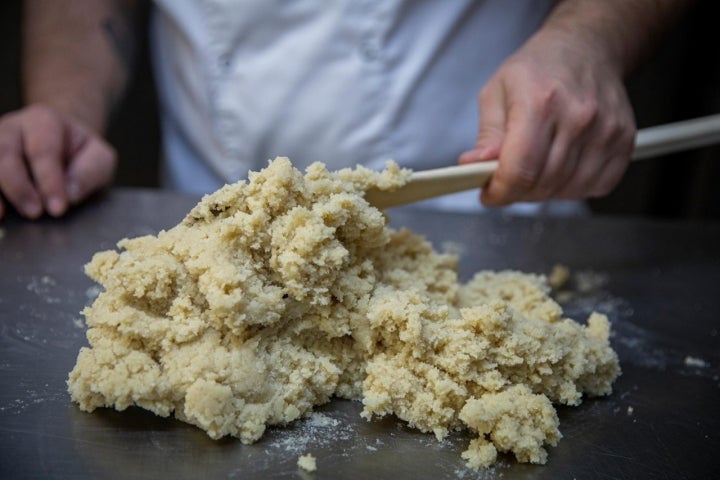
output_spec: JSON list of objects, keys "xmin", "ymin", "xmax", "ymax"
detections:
[
  {"xmin": 0, "ymin": 104, "xmax": 117, "ymax": 220},
  {"xmin": 458, "ymin": 27, "xmax": 635, "ymax": 207}
]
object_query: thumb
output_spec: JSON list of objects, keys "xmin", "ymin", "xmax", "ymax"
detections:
[
  {"xmin": 65, "ymin": 135, "xmax": 117, "ymax": 205},
  {"xmin": 459, "ymin": 80, "xmax": 507, "ymax": 165}
]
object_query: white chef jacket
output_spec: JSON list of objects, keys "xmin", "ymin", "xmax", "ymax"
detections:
[{"xmin": 150, "ymin": 0, "xmax": 584, "ymax": 214}]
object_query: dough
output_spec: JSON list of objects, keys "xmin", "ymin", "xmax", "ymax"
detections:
[
  {"xmin": 67, "ymin": 157, "xmax": 620, "ymax": 468},
  {"xmin": 297, "ymin": 454, "xmax": 317, "ymax": 472}
]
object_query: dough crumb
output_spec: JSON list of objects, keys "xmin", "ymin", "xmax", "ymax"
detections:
[
  {"xmin": 575, "ymin": 270, "xmax": 608, "ymax": 293},
  {"xmin": 548, "ymin": 264, "xmax": 570, "ymax": 290},
  {"xmin": 297, "ymin": 453, "xmax": 317, "ymax": 472},
  {"xmin": 684, "ymin": 356, "xmax": 708, "ymax": 368},
  {"xmin": 67, "ymin": 157, "xmax": 620, "ymax": 469}
]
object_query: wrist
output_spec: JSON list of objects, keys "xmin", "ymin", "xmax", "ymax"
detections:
[
  {"xmin": 537, "ymin": 2, "xmax": 629, "ymax": 77},
  {"xmin": 539, "ymin": 0, "xmax": 687, "ymax": 78}
]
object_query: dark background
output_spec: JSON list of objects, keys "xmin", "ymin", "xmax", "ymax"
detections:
[{"xmin": 1, "ymin": 0, "xmax": 719, "ymax": 219}]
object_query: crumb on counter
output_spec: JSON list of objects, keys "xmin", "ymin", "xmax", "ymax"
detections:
[
  {"xmin": 684, "ymin": 356, "xmax": 708, "ymax": 368},
  {"xmin": 67, "ymin": 157, "xmax": 620, "ymax": 469},
  {"xmin": 575, "ymin": 270, "xmax": 608, "ymax": 293},
  {"xmin": 298, "ymin": 453, "xmax": 317, "ymax": 472},
  {"xmin": 548, "ymin": 264, "xmax": 570, "ymax": 290}
]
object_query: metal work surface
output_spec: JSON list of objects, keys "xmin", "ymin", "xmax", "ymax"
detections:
[{"xmin": 1, "ymin": 189, "xmax": 719, "ymax": 479}]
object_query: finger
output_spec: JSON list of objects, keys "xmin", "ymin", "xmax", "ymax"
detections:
[
  {"xmin": 482, "ymin": 100, "xmax": 555, "ymax": 206},
  {"xmin": 21, "ymin": 106, "xmax": 69, "ymax": 217},
  {"xmin": 0, "ymin": 117, "xmax": 44, "ymax": 218},
  {"xmin": 587, "ymin": 154, "xmax": 629, "ymax": 198},
  {"xmin": 65, "ymin": 134, "xmax": 117, "ymax": 205},
  {"xmin": 538, "ymin": 95, "xmax": 604, "ymax": 200},
  {"xmin": 532, "ymin": 106, "xmax": 600, "ymax": 201},
  {"xmin": 587, "ymin": 126, "xmax": 634, "ymax": 198},
  {"xmin": 556, "ymin": 115, "xmax": 634, "ymax": 199},
  {"xmin": 459, "ymin": 81, "xmax": 507, "ymax": 165},
  {"xmin": 518, "ymin": 127, "xmax": 575, "ymax": 202},
  {"xmin": 546, "ymin": 140, "xmax": 583, "ymax": 200}
]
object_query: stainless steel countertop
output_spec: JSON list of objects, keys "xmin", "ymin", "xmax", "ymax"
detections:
[{"xmin": 1, "ymin": 189, "xmax": 719, "ymax": 479}]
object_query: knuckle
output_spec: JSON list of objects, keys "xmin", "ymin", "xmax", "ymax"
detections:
[
  {"xmin": 572, "ymin": 99, "xmax": 599, "ymax": 131},
  {"xmin": 530, "ymin": 81, "xmax": 562, "ymax": 117},
  {"xmin": 24, "ymin": 126, "xmax": 64, "ymax": 161},
  {"xmin": 532, "ymin": 90, "xmax": 555, "ymax": 116},
  {"xmin": 601, "ymin": 110, "xmax": 635, "ymax": 144},
  {"xmin": 598, "ymin": 116, "xmax": 622, "ymax": 142}
]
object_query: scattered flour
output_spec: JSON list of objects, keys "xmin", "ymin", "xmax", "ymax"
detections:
[
  {"xmin": 305, "ymin": 411, "xmax": 339, "ymax": 428},
  {"xmin": 266, "ymin": 412, "xmax": 354, "ymax": 455},
  {"xmin": 684, "ymin": 356, "xmax": 708, "ymax": 368},
  {"xmin": 67, "ymin": 158, "xmax": 620, "ymax": 469},
  {"xmin": 26, "ymin": 275, "xmax": 62, "ymax": 304},
  {"xmin": 85, "ymin": 285, "xmax": 102, "ymax": 302},
  {"xmin": 0, "ymin": 387, "xmax": 66, "ymax": 415}
]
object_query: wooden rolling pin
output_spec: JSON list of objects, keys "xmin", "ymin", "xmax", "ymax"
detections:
[{"xmin": 364, "ymin": 114, "xmax": 720, "ymax": 209}]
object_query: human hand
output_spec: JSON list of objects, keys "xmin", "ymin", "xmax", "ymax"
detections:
[
  {"xmin": 458, "ymin": 28, "xmax": 636, "ymax": 206},
  {"xmin": 0, "ymin": 105, "xmax": 116, "ymax": 220}
]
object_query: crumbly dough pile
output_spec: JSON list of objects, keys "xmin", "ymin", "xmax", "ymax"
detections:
[{"xmin": 68, "ymin": 157, "xmax": 620, "ymax": 468}]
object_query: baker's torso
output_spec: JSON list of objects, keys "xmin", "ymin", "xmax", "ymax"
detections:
[{"xmin": 151, "ymin": 0, "xmax": 555, "ymax": 211}]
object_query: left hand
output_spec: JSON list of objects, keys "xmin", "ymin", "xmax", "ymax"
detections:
[
  {"xmin": 459, "ymin": 28, "xmax": 636, "ymax": 206},
  {"xmin": 0, "ymin": 105, "xmax": 117, "ymax": 220}
]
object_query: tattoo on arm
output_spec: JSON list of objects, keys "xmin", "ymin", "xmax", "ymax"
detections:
[{"xmin": 101, "ymin": 3, "xmax": 138, "ymax": 73}]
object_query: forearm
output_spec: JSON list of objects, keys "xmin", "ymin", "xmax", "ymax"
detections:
[
  {"xmin": 21, "ymin": 0, "xmax": 140, "ymax": 133},
  {"xmin": 542, "ymin": 0, "xmax": 691, "ymax": 77}
]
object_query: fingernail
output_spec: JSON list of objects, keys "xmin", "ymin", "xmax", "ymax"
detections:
[{"xmin": 48, "ymin": 196, "xmax": 66, "ymax": 217}]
